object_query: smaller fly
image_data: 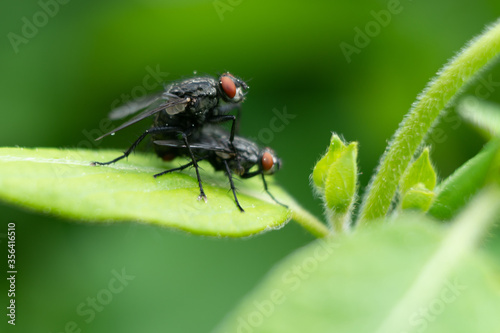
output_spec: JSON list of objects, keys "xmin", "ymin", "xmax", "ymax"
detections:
[
  {"xmin": 154, "ymin": 125, "xmax": 286, "ymax": 212},
  {"xmin": 93, "ymin": 72, "xmax": 249, "ymax": 167}
]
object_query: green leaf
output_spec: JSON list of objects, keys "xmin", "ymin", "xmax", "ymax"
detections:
[
  {"xmin": 399, "ymin": 148, "xmax": 437, "ymax": 212},
  {"xmin": 214, "ymin": 189, "xmax": 500, "ymax": 333},
  {"xmin": 458, "ymin": 96, "xmax": 500, "ymax": 138},
  {"xmin": 324, "ymin": 142, "xmax": 358, "ymax": 214},
  {"xmin": 358, "ymin": 19, "xmax": 500, "ymax": 224},
  {"xmin": 311, "ymin": 134, "xmax": 358, "ymax": 233},
  {"xmin": 324, "ymin": 142, "xmax": 358, "ymax": 232},
  {"xmin": 400, "ymin": 148, "xmax": 437, "ymax": 195},
  {"xmin": 401, "ymin": 184, "xmax": 435, "ymax": 212},
  {"xmin": 0, "ymin": 147, "xmax": 295, "ymax": 237},
  {"xmin": 428, "ymin": 138, "xmax": 500, "ymax": 220},
  {"xmin": 311, "ymin": 134, "xmax": 347, "ymax": 190}
]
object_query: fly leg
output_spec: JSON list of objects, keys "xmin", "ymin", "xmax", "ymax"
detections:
[
  {"xmin": 208, "ymin": 115, "xmax": 237, "ymax": 146},
  {"xmin": 91, "ymin": 126, "xmax": 181, "ymax": 166},
  {"xmin": 223, "ymin": 160, "xmax": 244, "ymax": 212},
  {"xmin": 153, "ymin": 158, "xmax": 204, "ymax": 178},
  {"xmin": 261, "ymin": 174, "xmax": 288, "ymax": 208},
  {"xmin": 181, "ymin": 133, "xmax": 207, "ymax": 202},
  {"xmin": 215, "ymin": 103, "xmax": 242, "ymax": 134},
  {"xmin": 208, "ymin": 114, "xmax": 240, "ymax": 171},
  {"xmin": 240, "ymin": 171, "xmax": 287, "ymax": 207}
]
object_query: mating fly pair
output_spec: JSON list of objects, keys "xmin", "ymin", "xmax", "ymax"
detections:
[{"xmin": 92, "ymin": 73, "xmax": 284, "ymax": 211}]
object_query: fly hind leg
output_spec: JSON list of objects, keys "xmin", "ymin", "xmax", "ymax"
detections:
[
  {"xmin": 153, "ymin": 158, "xmax": 204, "ymax": 178},
  {"xmin": 91, "ymin": 126, "xmax": 181, "ymax": 166}
]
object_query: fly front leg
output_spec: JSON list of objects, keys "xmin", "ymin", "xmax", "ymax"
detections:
[
  {"xmin": 215, "ymin": 103, "xmax": 242, "ymax": 134},
  {"xmin": 261, "ymin": 174, "xmax": 288, "ymax": 208},
  {"xmin": 207, "ymin": 114, "xmax": 241, "ymax": 171},
  {"xmin": 240, "ymin": 171, "xmax": 288, "ymax": 208},
  {"xmin": 208, "ymin": 115, "xmax": 237, "ymax": 143}
]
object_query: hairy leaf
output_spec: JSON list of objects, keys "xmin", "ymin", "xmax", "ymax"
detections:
[
  {"xmin": 400, "ymin": 148, "xmax": 436, "ymax": 195},
  {"xmin": 0, "ymin": 147, "xmax": 293, "ymax": 237},
  {"xmin": 215, "ymin": 190, "xmax": 500, "ymax": 333}
]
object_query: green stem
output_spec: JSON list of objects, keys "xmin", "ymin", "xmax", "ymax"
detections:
[
  {"xmin": 358, "ymin": 19, "xmax": 500, "ymax": 225},
  {"xmin": 292, "ymin": 205, "xmax": 330, "ymax": 238},
  {"xmin": 329, "ymin": 213, "xmax": 344, "ymax": 234},
  {"xmin": 327, "ymin": 207, "xmax": 354, "ymax": 234}
]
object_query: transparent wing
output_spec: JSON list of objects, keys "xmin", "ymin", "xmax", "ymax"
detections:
[
  {"xmin": 153, "ymin": 140, "xmax": 231, "ymax": 153},
  {"xmin": 96, "ymin": 96, "xmax": 191, "ymax": 141},
  {"xmin": 108, "ymin": 92, "xmax": 164, "ymax": 120}
]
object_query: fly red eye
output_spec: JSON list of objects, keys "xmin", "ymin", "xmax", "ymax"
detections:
[
  {"xmin": 221, "ymin": 76, "xmax": 237, "ymax": 99},
  {"xmin": 261, "ymin": 151, "xmax": 274, "ymax": 171}
]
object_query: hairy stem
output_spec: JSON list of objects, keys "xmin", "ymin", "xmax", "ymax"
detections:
[
  {"xmin": 292, "ymin": 206, "xmax": 330, "ymax": 238},
  {"xmin": 358, "ymin": 19, "xmax": 500, "ymax": 225}
]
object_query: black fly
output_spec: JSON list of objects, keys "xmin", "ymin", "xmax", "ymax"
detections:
[
  {"xmin": 153, "ymin": 125, "xmax": 286, "ymax": 212},
  {"xmin": 91, "ymin": 73, "xmax": 249, "ymax": 201}
]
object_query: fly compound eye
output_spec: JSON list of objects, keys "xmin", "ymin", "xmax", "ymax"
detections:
[
  {"xmin": 220, "ymin": 75, "xmax": 236, "ymax": 99},
  {"xmin": 261, "ymin": 151, "xmax": 274, "ymax": 172}
]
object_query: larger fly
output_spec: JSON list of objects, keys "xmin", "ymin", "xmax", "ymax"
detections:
[
  {"xmin": 92, "ymin": 72, "xmax": 249, "ymax": 200},
  {"xmin": 153, "ymin": 125, "xmax": 286, "ymax": 212}
]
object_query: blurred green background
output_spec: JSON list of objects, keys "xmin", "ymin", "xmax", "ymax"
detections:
[{"xmin": 1, "ymin": 0, "xmax": 500, "ymax": 332}]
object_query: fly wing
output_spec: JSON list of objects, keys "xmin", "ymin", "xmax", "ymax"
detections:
[
  {"xmin": 153, "ymin": 140, "xmax": 230, "ymax": 153},
  {"xmin": 108, "ymin": 92, "xmax": 164, "ymax": 120},
  {"xmin": 96, "ymin": 96, "xmax": 191, "ymax": 141}
]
